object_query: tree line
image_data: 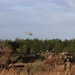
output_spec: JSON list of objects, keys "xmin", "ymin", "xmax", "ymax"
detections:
[{"xmin": 0, "ymin": 38, "xmax": 75, "ymax": 55}]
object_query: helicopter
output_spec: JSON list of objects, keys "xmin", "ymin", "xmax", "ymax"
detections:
[{"xmin": 25, "ymin": 32, "xmax": 33, "ymax": 36}]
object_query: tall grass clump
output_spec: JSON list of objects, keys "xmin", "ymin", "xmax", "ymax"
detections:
[{"xmin": 0, "ymin": 60, "xmax": 53, "ymax": 75}]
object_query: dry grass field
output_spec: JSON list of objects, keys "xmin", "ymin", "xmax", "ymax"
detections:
[{"xmin": 0, "ymin": 60, "xmax": 75, "ymax": 75}]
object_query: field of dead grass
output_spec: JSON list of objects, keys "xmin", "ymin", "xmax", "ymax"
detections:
[{"xmin": 0, "ymin": 60, "xmax": 75, "ymax": 75}]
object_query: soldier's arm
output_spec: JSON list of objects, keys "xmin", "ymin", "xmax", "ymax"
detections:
[
  {"xmin": 64, "ymin": 63, "xmax": 66, "ymax": 70},
  {"xmin": 70, "ymin": 62, "xmax": 71, "ymax": 68}
]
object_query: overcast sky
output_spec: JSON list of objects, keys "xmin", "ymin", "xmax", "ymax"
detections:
[{"xmin": 0, "ymin": 0, "xmax": 75, "ymax": 40}]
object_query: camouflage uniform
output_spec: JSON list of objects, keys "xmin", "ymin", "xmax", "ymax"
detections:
[{"xmin": 64, "ymin": 59, "xmax": 71, "ymax": 75}]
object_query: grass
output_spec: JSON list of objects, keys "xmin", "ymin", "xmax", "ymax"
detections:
[{"xmin": 0, "ymin": 60, "xmax": 64, "ymax": 75}]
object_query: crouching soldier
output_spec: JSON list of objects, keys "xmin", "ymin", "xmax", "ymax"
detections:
[{"xmin": 64, "ymin": 59, "xmax": 72, "ymax": 75}]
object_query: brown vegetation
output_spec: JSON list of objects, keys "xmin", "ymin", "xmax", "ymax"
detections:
[
  {"xmin": 0, "ymin": 60, "xmax": 75, "ymax": 75},
  {"xmin": 0, "ymin": 46, "xmax": 12, "ymax": 69},
  {"xmin": 0, "ymin": 46, "xmax": 74, "ymax": 75}
]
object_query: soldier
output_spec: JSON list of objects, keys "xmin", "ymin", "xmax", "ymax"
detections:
[
  {"xmin": 64, "ymin": 58, "xmax": 72, "ymax": 75},
  {"xmin": 64, "ymin": 51, "xmax": 74, "ymax": 63}
]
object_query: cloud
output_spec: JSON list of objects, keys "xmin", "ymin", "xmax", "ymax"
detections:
[
  {"xmin": 0, "ymin": 0, "xmax": 75, "ymax": 27},
  {"xmin": 0, "ymin": 0, "xmax": 75, "ymax": 40},
  {"xmin": 66, "ymin": 0, "xmax": 75, "ymax": 8}
]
